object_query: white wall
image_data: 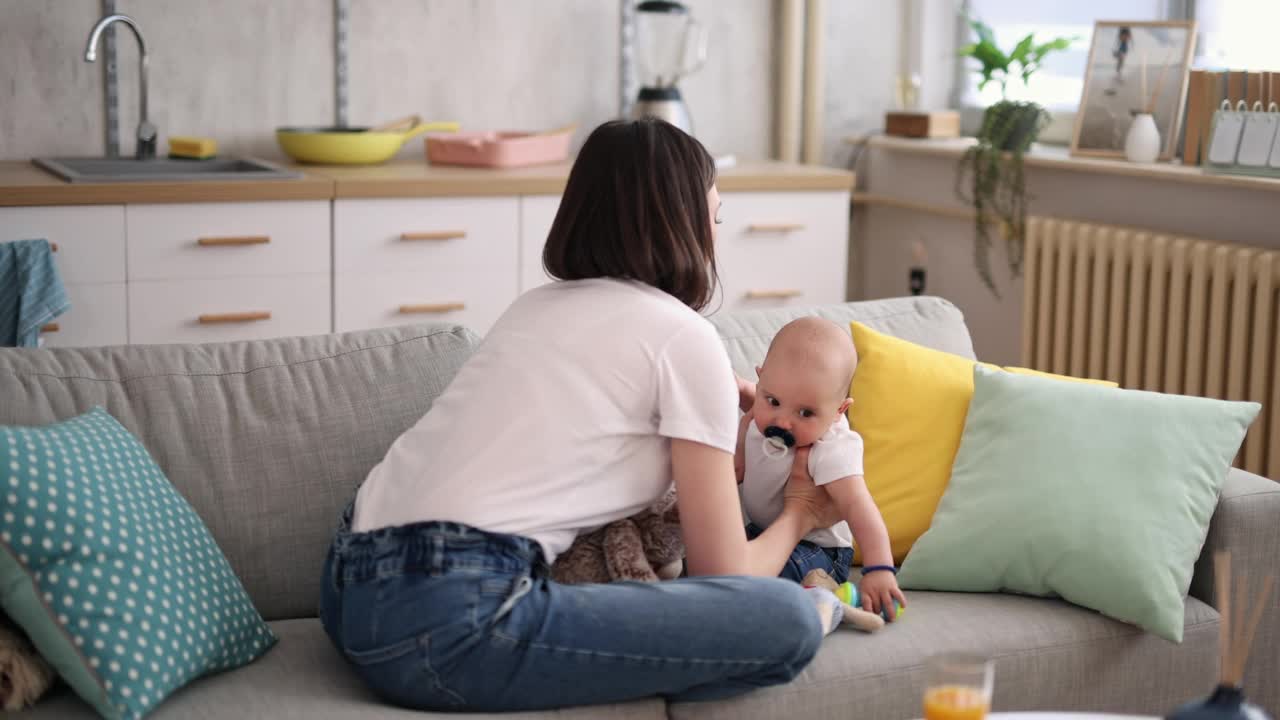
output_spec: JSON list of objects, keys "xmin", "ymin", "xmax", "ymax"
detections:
[{"xmin": 0, "ymin": 0, "xmax": 932, "ymax": 166}]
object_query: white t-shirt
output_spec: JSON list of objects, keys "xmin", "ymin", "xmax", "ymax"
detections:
[
  {"xmin": 740, "ymin": 414, "xmax": 864, "ymax": 548},
  {"xmin": 351, "ymin": 278, "xmax": 740, "ymax": 564}
]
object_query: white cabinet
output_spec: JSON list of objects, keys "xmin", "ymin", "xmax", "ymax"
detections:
[
  {"xmin": 128, "ymin": 275, "xmax": 330, "ymax": 345},
  {"xmin": 3, "ymin": 186, "xmax": 849, "ymax": 347},
  {"xmin": 0, "ymin": 205, "xmax": 126, "ymax": 284},
  {"xmin": 333, "ymin": 197, "xmax": 519, "ymax": 335},
  {"xmin": 518, "ymin": 195, "xmax": 561, "ymax": 293},
  {"xmin": 126, "ymin": 202, "xmax": 329, "ymax": 280},
  {"xmin": 40, "ymin": 283, "xmax": 128, "ymax": 348},
  {"xmin": 0, "ymin": 205, "xmax": 129, "ymax": 346},
  {"xmin": 714, "ymin": 191, "xmax": 849, "ymax": 313},
  {"xmin": 123, "ymin": 202, "xmax": 331, "ymax": 344}
]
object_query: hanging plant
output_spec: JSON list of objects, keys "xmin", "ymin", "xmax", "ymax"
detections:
[{"xmin": 954, "ymin": 17, "xmax": 1072, "ymax": 296}]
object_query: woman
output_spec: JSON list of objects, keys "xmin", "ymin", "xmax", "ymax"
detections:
[{"xmin": 319, "ymin": 118, "xmax": 840, "ymax": 712}]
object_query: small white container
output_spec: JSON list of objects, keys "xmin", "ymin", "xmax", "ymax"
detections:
[{"xmin": 1124, "ymin": 113, "xmax": 1161, "ymax": 163}]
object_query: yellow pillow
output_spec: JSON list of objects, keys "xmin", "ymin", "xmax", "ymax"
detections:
[{"xmin": 847, "ymin": 322, "xmax": 1117, "ymax": 563}]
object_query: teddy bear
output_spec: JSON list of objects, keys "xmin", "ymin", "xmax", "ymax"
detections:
[
  {"xmin": 0, "ymin": 614, "xmax": 55, "ymax": 710},
  {"xmin": 552, "ymin": 487, "xmax": 684, "ymax": 584}
]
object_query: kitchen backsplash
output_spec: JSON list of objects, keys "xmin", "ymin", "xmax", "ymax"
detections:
[{"xmin": 0, "ymin": 0, "xmax": 930, "ymax": 165}]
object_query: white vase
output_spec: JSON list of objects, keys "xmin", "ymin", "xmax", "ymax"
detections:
[{"xmin": 1124, "ymin": 113, "xmax": 1160, "ymax": 163}]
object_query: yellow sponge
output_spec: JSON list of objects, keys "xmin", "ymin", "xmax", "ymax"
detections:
[{"xmin": 168, "ymin": 136, "xmax": 217, "ymax": 159}]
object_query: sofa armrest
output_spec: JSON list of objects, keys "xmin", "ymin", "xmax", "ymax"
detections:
[{"xmin": 1190, "ymin": 467, "xmax": 1280, "ymax": 712}]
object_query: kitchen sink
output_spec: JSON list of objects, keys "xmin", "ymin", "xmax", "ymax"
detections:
[{"xmin": 32, "ymin": 156, "xmax": 302, "ymax": 183}]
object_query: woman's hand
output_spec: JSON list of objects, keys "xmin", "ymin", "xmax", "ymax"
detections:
[
  {"xmin": 782, "ymin": 447, "xmax": 841, "ymax": 531},
  {"xmin": 734, "ymin": 374, "xmax": 756, "ymax": 414}
]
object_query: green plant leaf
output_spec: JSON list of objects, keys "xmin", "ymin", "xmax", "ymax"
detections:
[
  {"xmin": 971, "ymin": 40, "xmax": 1009, "ymax": 72},
  {"xmin": 957, "ymin": 42, "xmax": 978, "ymax": 58},
  {"xmin": 1008, "ymin": 33, "xmax": 1036, "ymax": 64},
  {"xmin": 968, "ymin": 18, "xmax": 997, "ymax": 46}
]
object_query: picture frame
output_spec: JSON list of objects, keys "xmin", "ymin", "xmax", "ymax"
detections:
[{"xmin": 1070, "ymin": 20, "xmax": 1196, "ymax": 161}]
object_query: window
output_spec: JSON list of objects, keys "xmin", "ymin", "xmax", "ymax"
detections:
[
  {"xmin": 958, "ymin": 0, "xmax": 1171, "ymax": 113},
  {"xmin": 1196, "ymin": 1, "xmax": 1280, "ymax": 71},
  {"xmin": 959, "ymin": 0, "xmax": 1280, "ymax": 115}
]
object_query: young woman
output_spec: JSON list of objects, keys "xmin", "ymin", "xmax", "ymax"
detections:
[{"xmin": 319, "ymin": 118, "xmax": 839, "ymax": 712}]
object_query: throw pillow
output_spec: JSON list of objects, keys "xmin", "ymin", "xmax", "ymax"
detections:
[
  {"xmin": 898, "ymin": 365, "xmax": 1259, "ymax": 642},
  {"xmin": 847, "ymin": 322, "xmax": 1115, "ymax": 563},
  {"xmin": 0, "ymin": 408, "xmax": 276, "ymax": 719}
]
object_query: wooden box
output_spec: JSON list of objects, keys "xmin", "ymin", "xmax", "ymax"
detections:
[{"xmin": 884, "ymin": 111, "xmax": 961, "ymax": 139}]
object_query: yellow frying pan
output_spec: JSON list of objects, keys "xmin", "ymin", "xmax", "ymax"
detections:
[{"xmin": 276, "ymin": 115, "xmax": 459, "ymax": 165}]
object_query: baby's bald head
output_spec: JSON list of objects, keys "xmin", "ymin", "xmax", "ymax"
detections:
[{"xmin": 761, "ymin": 316, "xmax": 858, "ymax": 402}]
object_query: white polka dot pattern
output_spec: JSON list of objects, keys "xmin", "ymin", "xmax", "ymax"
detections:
[{"xmin": 0, "ymin": 408, "xmax": 277, "ymax": 720}]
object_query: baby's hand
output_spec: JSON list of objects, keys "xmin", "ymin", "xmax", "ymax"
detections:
[{"xmin": 858, "ymin": 570, "xmax": 907, "ymax": 621}]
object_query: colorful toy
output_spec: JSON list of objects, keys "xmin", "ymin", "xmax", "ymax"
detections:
[{"xmin": 833, "ymin": 579, "xmax": 905, "ymax": 622}]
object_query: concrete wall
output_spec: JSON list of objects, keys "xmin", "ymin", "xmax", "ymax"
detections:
[{"xmin": 0, "ymin": 0, "xmax": 936, "ymax": 166}]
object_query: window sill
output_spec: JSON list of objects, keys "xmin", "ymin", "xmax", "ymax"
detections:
[{"xmin": 859, "ymin": 135, "xmax": 1280, "ymax": 195}]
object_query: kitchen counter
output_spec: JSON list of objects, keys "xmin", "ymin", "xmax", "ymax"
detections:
[
  {"xmin": 0, "ymin": 162, "xmax": 334, "ymax": 207},
  {"xmin": 311, "ymin": 159, "xmax": 854, "ymax": 198},
  {"xmin": 0, "ymin": 159, "xmax": 853, "ymax": 206}
]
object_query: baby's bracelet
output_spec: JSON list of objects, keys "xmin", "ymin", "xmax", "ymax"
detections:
[{"xmin": 860, "ymin": 565, "xmax": 898, "ymax": 576}]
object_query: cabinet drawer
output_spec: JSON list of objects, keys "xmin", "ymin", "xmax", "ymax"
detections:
[
  {"xmin": 518, "ymin": 195, "xmax": 561, "ymax": 293},
  {"xmin": 0, "ymin": 205, "xmax": 126, "ymax": 284},
  {"xmin": 714, "ymin": 191, "xmax": 849, "ymax": 312},
  {"xmin": 128, "ymin": 275, "xmax": 330, "ymax": 345},
  {"xmin": 38, "ymin": 283, "xmax": 128, "ymax": 348},
  {"xmin": 335, "ymin": 268, "xmax": 517, "ymax": 337},
  {"xmin": 333, "ymin": 197, "xmax": 519, "ymax": 275},
  {"xmin": 126, "ymin": 201, "xmax": 329, "ymax": 280}
]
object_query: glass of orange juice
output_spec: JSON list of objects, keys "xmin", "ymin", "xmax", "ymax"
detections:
[{"xmin": 923, "ymin": 653, "xmax": 994, "ymax": 720}]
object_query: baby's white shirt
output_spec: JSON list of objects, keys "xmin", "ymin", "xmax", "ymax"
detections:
[{"xmin": 740, "ymin": 414, "xmax": 864, "ymax": 548}]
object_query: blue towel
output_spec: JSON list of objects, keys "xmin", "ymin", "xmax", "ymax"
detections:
[{"xmin": 0, "ymin": 239, "xmax": 70, "ymax": 347}]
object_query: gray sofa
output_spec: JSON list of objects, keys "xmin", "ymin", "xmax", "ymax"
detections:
[{"xmin": 2, "ymin": 296, "xmax": 1276, "ymax": 720}]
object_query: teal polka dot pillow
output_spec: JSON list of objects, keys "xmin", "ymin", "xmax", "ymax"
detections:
[{"xmin": 0, "ymin": 408, "xmax": 276, "ymax": 719}]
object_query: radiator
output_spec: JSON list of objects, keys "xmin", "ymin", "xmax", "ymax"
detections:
[{"xmin": 1022, "ymin": 217, "xmax": 1280, "ymax": 479}]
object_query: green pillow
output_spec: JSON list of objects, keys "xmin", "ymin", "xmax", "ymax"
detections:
[
  {"xmin": 898, "ymin": 365, "xmax": 1260, "ymax": 642},
  {"xmin": 0, "ymin": 408, "xmax": 276, "ymax": 719}
]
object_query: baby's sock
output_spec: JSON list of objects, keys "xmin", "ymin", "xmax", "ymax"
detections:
[{"xmin": 805, "ymin": 586, "xmax": 844, "ymax": 635}]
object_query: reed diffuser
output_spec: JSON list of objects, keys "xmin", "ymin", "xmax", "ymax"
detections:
[{"xmin": 1166, "ymin": 552, "xmax": 1275, "ymax": 720}]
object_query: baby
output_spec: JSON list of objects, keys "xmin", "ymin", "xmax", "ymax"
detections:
[{"xmin": 736, "ymin": 316, "xmax": 906, "ymax": 620}]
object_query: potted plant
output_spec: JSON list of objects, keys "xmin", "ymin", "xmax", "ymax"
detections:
[{"xmin": 955, "ymin": 17, "xmax": 1073, "ymax": 295}]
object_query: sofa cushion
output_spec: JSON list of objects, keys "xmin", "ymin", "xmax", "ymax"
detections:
[
  {"xmin": 668, "ymin": 592, "xmax": 1219, "ymax": 720},
  {"xmin": 0, "ymin": 325, "xmax": 477, "ymax": 622},
  {"xmin": 899, "ymin": 366, "xmax": 1257, "ymax": 642},
  {"xmin": 21, "ymin": 618, "xmax": 668, "ymax": 720},
  {"xmin": 708, "ymin": 296, "xmax": 976, "ymax": 381},
  {"xmin": 1, "ymin": 408, "xmax": 276, "ymax": 719}
]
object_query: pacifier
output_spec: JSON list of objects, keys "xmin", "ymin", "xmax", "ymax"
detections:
[{"xmin": 761, "ymin": 426, "xmax": 795, "ymax": 458}]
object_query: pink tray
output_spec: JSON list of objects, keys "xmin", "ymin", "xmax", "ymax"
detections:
[{"xmin": 425, "ymin": 130, "xmax": 572, "ymax": 168}]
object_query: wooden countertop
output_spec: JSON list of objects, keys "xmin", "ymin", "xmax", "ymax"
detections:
[
  {"xmin": 865, "ymin": 135, "xmax": 1280, "ymax": 194},
  {"xmin": 0, "ymin": 158, "xmax": 853, "ymax": 206},
  {"xmin": 0, "ymin": 162, "xmax": 334, "ymax": 207},
  {"xmin": 311, "ymin": 159, "xmax": 853, "ymax": 198}
]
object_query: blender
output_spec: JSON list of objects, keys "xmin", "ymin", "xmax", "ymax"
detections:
[{"xmin": 630, "ymin": 0, "xmax": 707, "ymax": 135}]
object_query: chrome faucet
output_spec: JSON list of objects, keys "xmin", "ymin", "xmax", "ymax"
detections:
[{"xmin": 85, "ymin": 14, "xmax": 157, "ymax": 160}]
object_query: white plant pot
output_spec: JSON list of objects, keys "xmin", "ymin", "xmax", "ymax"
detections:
[{"xmin": 1124, "ymin": 113, "xmax": 1161, "ymax": 163}]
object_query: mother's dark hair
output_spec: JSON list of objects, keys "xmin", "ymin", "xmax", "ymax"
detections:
[{"xmin": 542, "ymin": 118, "xmax": 719, "ymax": 310}]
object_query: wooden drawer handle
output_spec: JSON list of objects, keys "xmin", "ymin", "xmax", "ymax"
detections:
[
  {"xmin": 400, "ymin": 231, "xmax": 467, "ymax": 242},
  {"xmin": 399, "ymin": 302, "xmax": 465, "ymax": 314},
  {"xmin": 198, "ymin": 311, "xmax": 272, "ymax": 324},
  {"xmin": 50, "ymin": 243, "xmax": 59, "ymax": 252},
  {"xmin": 197, "ymin": 235, "xmax": 271, "ymax": 247},
  {"xmin": 40, "ymin": 323, "xmax": 59, "ymax": 333},
  {"xmin": 747, "ymin": 223, "xmax": 806, "ymax": 233},
  {"xmin": 745, "ymin": 289, "xmax": 803, "ymax": 300}
]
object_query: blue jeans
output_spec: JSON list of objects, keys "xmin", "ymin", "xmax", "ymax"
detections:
[
  {"xmin": 746, "ymin": 523, "xmax": 854, "ymax": 585},
  {"xmin": 319, "ymin": 504, "xmax": 823, "ymax": 712}
]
